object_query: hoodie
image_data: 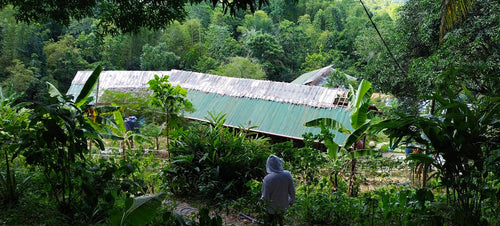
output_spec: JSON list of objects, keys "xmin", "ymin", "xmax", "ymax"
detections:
[{"xmin": 261, "ymin": 155, "xmax": 296, "ymax": 214}]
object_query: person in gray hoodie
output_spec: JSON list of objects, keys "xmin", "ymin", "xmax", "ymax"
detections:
[{"xmin": 261, "ymin": 154, "xmax": 295, "ymax": 225}]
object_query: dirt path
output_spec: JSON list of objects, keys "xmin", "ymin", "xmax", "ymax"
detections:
[
  {"xmin": 170, "ymin": 201, "xmax": 259, "ymax": 225},
  {"xmin": 382, "ymin": 151, "xmax": 406, "ymax": 160}
]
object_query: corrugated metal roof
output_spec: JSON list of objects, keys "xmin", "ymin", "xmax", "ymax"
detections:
[
  {"xmin": 184, "ymin": 90, "xmax": 351, "ymax": 143},
  {"xmin": 291, "ymin": 65, "xmax": 357, "ymax": 87},
  {"xmin": 67, "ymin": 70, "xmax": 352, "ymax": 142},
  {"xmin": 292, "ymin": 65, "xmax": 334, "ymax": 86},
  {"xmin": 69, "ymin": 70, "xmax": 349, "ymax": 108}
]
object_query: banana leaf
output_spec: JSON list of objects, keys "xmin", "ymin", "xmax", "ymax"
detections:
[
  {"xmin": 343, "ymin": 121, "xmax": 371, "ymax": 149},
  {"xmin": 75, "ymin": 66, "xmax": 102, "ymax": 108},
  {"xmin": 119, "ymin": 192, "xmax": 167, "ymax": 226},
  {"xmin": 46, "ymin": 82, "xmax": 65, "ymax": 102},
  {"xmin": 94, "ymin": 105, "xmax": 121, "ymax": 115},
  {"xmin": 304, "ymin": 118, "xmax": 350, "ymax": 134},
  {"xmin": 351, "ymin": 101, "xmax": 370, "ymax": 130},
  {"xmin": 325, "ymin": 138, "xmax": 340, "ymax": 159},
  {"xmin": 405, "ymin": 153, "xmax": 435, "ymax": 164}
]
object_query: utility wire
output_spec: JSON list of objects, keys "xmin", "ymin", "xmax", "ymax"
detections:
[{"xmin": 359, "ymin": 0, "xmax": 405, "ymax": 74}]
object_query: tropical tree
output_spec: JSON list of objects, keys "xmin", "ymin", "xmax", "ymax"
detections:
[
  {"xmin": 210, "ymin": 56, "xmax": 266, "ymax": 79},
  {"xmin": 147, "ymin": 75, "xmax": 193, "ymax": 150},
  {"xmin": 244, "ymin": 32, "xmax": 289, "ymax": 81},
  {"xmin": 276, "ymin": 19, "xmax": 311, "ymax": 78},
  {"xmin": 305, "ymin": 79, "xmax": 378, "ymax": 196},
  {"xmin": 161, "ymin": 21, "xmax": 192, "ymax": 59},
  {"xmin": 203, "ymin": 24, "xmax": 242, "ymax": 63},
  {"xmin": 21, "ymin": 66, "xmax": 105, "ymax": 215},
  {"xmin": 239, "ymin": 10, "xmax": 274, "ymax": 34},
  {"xmin": 140, "ymin": 43, "xmax": 180, "ymax": 70},
  {"xmin": 439, "ymin": 0, "xmax": 476, "ymax": 43},
  {"xmin": 43, "ymin": 34, "xmax": 91, "ymax": 93},
  {"xmin": 1, "ymin": 0, "xmax": 270, "ymax": 33},
  {"xmin": 357, "ymin": 0, "xmax": 497, "ymax": 113},
  {"xmin": 373, "ymin": 87, "xmax": 500, "ymax": 224}
]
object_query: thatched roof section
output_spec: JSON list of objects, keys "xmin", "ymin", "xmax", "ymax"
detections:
[{"xmin": 70, "ymin": 70, "xmax": 349, "ymax": 108}]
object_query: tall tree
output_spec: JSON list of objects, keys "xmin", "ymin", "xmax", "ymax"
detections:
[
  {"xmin": 277, "ymin": 19, "xmax": 311, "ymax": 78},
  {"xmin": 43, "ymin": 34, "xmax": 91, "ymax": 93},
  {"xmin": 244, "ymin": 32, "xmax": 288, "ymax": 81},
  {"xmin": 239, "ymin": 10, "xmax": 274, "ymax": 34},
  {"xmin": 140, "ymin": 43, "xmax": 180, "ymax": 70},
  {"xmin": 204, "ymin": 25, "xmax": 242, "ymax": 63},
  {"xmin": 210, "ymin": 56, "xmax": 266, "ymax": 79},
  {"xmin": 357, "ymin": 0, "xmax": 498, "ymax": 112}
]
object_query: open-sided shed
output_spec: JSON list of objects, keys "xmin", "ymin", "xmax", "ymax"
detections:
[{"xmin": 67, "ymin": 70, "xmax": 352, "ymax": 144}]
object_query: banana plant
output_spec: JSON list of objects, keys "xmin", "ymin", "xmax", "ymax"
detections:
[
  {"xmin": 305, "ymin": 79, "xmax": 378, "ymax": 195},
  {"xmin": 73, "ymin": 66, "xmax": 148, "ymax": 160},
  {"xmin": 372, "ymin": 87, "xmax": 500, "ymax": 224},
  {"xmin": 91, "ymin": 104, "xmax": 149, "ymax": 160}
]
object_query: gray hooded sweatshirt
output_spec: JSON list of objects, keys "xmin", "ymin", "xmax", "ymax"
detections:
[{"xmin": 261, "ymin": 155, "xmax": 296, "ymax": 214}]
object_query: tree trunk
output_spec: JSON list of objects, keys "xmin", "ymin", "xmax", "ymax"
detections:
[
  {"xmin": 122, "ymin": 141, "xmax": 126, "ymax": 161},
  {"xmin": 422, "ymin": 163, "xmax": 428, "ymax": 187},
  {"xmin": 347, "ymin": 159, "xmax": 357, "ymax": 196},
  {"xmin": 329, "ymin": 172, "xmax": 338, "ymax": 193}
]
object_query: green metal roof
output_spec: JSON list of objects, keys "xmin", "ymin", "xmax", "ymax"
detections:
[
  {"xmin": 184, "ymin": 90, "xmax": 352, "ymax": 144},
  {"xmin": 291, "ymin": 70, "xmax": 318, "ymax": 85}
]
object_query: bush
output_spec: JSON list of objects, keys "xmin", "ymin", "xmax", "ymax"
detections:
[
  {"xmin": 272, "ymin": 141, "xmax": 329, "ymax": 187},
  {"xmin": 162, "ymin": 113, "xmax": 271, "ymax": 202}
]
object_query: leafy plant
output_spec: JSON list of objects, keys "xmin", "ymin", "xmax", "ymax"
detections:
[
  {"xmin": 162, "ymin": 112, "xmax": 270, "ymax": 202},
  {"xmin": 373, "ymin": 87, "xmax": 500, "ymax": 224},
  {"xmin": 148, "ymin": 74, "xmax": 193, "ymax": 150},
  {"xmin": 305, "ymin": 79, "xmax": 379, "ymax": 195},
  {"xmin": 20, "ymin": 66, "xmax": 105, "ymax": 217},
  {"xmin": 272, "ymin": 141, "xmax": 328, "ymax": 187},
  {"xmin": 110, "ymin": 192, "xmax": 167, "ymax": 226},
  {"xmin": 107, "ymin": 105, "xmax": 148, "ymax": 160},
  {"xmin": 99, "ymin": 89, "xmax": 163, "ymax": 123},
  {"xmin": 90, "ymin": 103, "xmax": 148, "ymax": 160},
  {"xmin": 140, "ymin": 122, "xmax": 166, "ymax": 150},
  {"xmin": 0, "ymin": 85, "xmax": 31, "ymax": 206}
]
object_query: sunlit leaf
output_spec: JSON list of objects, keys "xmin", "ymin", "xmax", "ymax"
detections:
[{"xmin": 75, "ymin": 66, "xmax": 102, "ymax": 108}]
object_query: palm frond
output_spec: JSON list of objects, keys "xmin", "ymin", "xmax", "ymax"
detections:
[{"xmin": 440, "ymin": 0, "xmax": 476, "ymax": 44}]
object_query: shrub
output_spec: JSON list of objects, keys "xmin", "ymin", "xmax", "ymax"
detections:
[{"xmin": 161, "ymin": 113, "xmax": 271, "ymax": 202}]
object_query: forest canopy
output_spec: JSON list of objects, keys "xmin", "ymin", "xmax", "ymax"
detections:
[
  {"xmin": 0, "ymin": 0, "xmax": 499, "ymax": 225},
  {"xmin": 0, "ymin": 0, "xmax": 272, "ymax": 33},
  {"xmin": 0, "ymin": 0, "xmax": 498, "ymax": 112}
]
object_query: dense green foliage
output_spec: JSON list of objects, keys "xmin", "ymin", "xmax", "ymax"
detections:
[
  {"xmin": 358, "ymin": 0, "xmax": 498, "ymax": 112},
  {"xmin": 0, "ymin": 0, "xmax": 399, "ymax": 97},
  {"xmin": 0, "ymin": 68, "xmax": 167, "ymax": 224},
  {"xmin": 373, "ymin": 87, "xmax": 500, "ymax": 224},
  {"xmin": 306, "ymin": 79, "xmax": 379, "ymax": 195},
  {"xmin": 1, "ymin": 0, "xmax": 498, "ymax": 224},
  {"xmin": 1, "ymin": 0, "xmax": 271, "ymax": 33},
  {"xmin": 1, "ymin": 0, "xmax": 497, "ymax": 112},
  {"xmin": 163, "ymin": 112, "xmax": 271, "ymax": 202}
]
